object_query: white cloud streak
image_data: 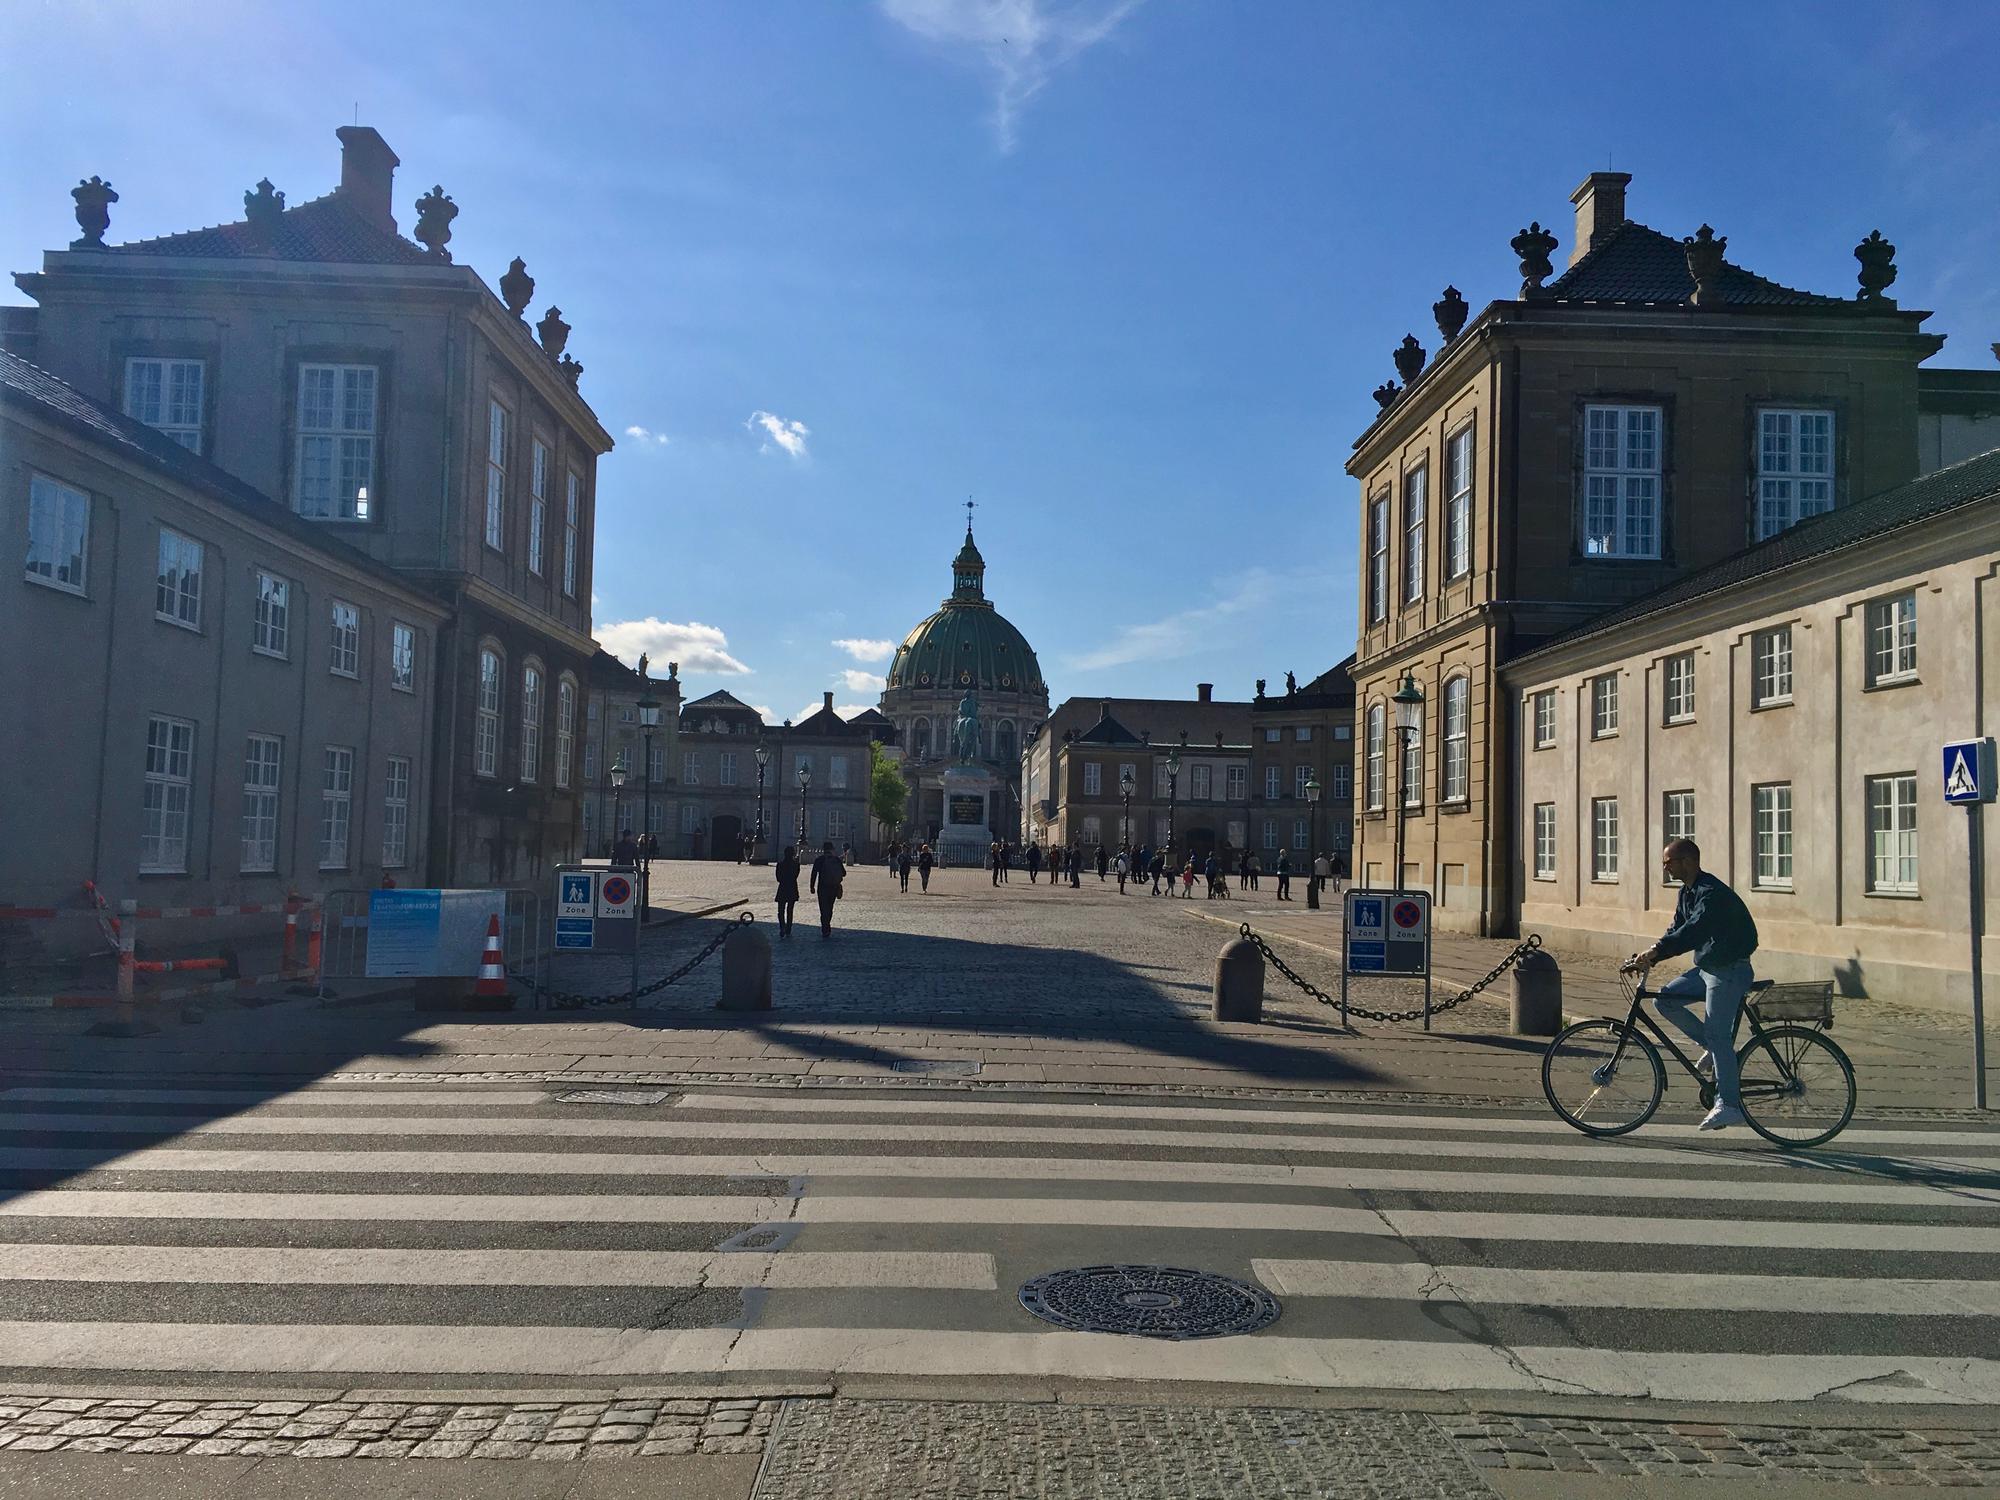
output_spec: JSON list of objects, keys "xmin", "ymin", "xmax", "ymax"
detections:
[
  {"xmin": 881, "ymin": 0, "xmax": 1145, "ymax": 153},
  {"xmin": 595, "ymin": 618, "xmax": 752, "ymax": 676},
  {"xmin": 840, "ymin": 668, "xmax": 887, "ymax": 693},
  {"xmin": 1063, "ymin": 569, "xmax": 1292, "ymax": 672},
  {"xmin": 833, "ymin": 637, "xmax": 897, "ymax": 662},
  {"xmin": 747, "ymin": 410, "xmax": 811, "ymax": 460},
  {"xmin": 623, "ymin": 425, "xmax": 671, "ymax": 447},
  {"xmin": 790, "ymin": 700, "xmax": 874, "ymax": 724}
]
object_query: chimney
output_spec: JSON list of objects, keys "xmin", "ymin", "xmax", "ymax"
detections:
[
  {"xmin": 1568, "ymin": 171, "xmax": 1631, "ymax": 266},
  {"xmin": 823, "ymin": 691, "xmax": 834, "ymax": 712},
  {"xmin": 1197, "ymin": 683, "xmax": 1213, "ymax": 703},
  {"xmin": 335, "ymin": 125, "xmax": 400, "ymax": 235}
]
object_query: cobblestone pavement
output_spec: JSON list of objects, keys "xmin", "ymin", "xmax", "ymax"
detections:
[{"xmin": 0, "ymin": 1391, "xmax": 777, "ymax": 1459}]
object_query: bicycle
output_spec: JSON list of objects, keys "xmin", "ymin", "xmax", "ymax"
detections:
[{"xmin": 1542, "ymin": 964, "xmax": 1857, "ymax": 1148}]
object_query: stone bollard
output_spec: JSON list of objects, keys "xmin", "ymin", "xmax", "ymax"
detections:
[
  {"xmin": 717, "ymin": 920, "xmax": 773, "ymax": 1012},
  {"xmin": 1509, "ymin": 946, "xmax": 1562, "ymax": 1036},
  {"xmin": 1213, "ymin": 936, "xmax": 1265, "ymax": 1023}
]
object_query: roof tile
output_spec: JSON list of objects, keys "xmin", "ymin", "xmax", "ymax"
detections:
[
  {"xmin": 1546, "ymin": 220, "xmax": 1846, "ymax": 308},
  {"xmin": 102, "ymin": 192, "xmax": 433, "ymax": 266}
]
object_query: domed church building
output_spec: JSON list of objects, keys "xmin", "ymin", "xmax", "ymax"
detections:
[{"xmin": 879, "ymin": 522, "xmax": 1050, "ymax": 842}]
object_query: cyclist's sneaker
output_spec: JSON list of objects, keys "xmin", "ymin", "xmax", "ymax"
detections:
[
  {"xmin": 1700, "ymin": 1103, "xmax": 1745, "ymax": 1131},
  {"xmin": 1695, "ymin": 1050, "xmax": 1715, "ymax": 1079}
]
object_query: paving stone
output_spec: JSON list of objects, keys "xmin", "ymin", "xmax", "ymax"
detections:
[
  {"xmin": 356, "ymin": 1439, "xmax": 415, "ymax": 1458},
  {"xmin": 528, "ymin": 1445, "xmax": 581, "ymax": 1461},
  {"xmin": 474, "ymin": 1440, "xmax": 540, "ymax": 1459},
  {"xmin": 411, "ymin": 1438, "xmax": 477, "ymax": 1458},
  {"xmin": 64, "ymin": 1437, "xmax": 131, "ymax": 1453},
  {"xmin": 126, "ymin": 1437, "xmax": 195, "ymax": 1454},
  {"xmin": 236, "ymin": 1439, "xmax": 297, "ymax": 1456},
  {"xmin": 699, "ymin": 1435, "xmax": 765, "ymax": 1455},
  {"xmin": 291, "ymin": 1439, "xmax": 362, "ymax": 1457},
  {"xmin": 590, "ymin": 1424, "xmax": 648, "ymax": 1443},
  {"xmin": 186, "ymin": 1438, "xmax": 244, "ymax": 1455},
  {"xmin": 6, "ymin": 1436, "xmax": 68, "ymax": 1453},
  {"xmin": 40, "ymin": 1400, "xmax": 97, "ymax": 1414},
  {"xmin": 53, "ymin": 1419, "xmax": 123, "ymax": 1438},
  {"xmin": 642, "ymin": 1439, "xmax": 699, "ymax": 1456},
  {"xmin": 251, "ymin": 1401, "xmax": 310, "ymax": 1416}
]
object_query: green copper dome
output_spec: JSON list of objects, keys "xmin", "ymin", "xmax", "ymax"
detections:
[{"xmin": 885, "ymin": 526, "xmax": 1046, "ymax": 696}]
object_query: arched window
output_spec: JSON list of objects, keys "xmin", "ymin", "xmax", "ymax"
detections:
[
  {"xmin": 1442, "ymin": 677, "xmax": 1469, "ymax": 803},
  {"xmin": 555, "ymin": 675, "xmax": 577, "ymax": 788},
  {"xmin": 996, "ymin": 719, "xmax": 1016, "ymax": 763},
  {"xmin": 520, "ymin": 661, "xmax": 544, "ymax": 783},
  {"xmin": 1401, "ymin": 705, "xmax": 1423, "ymax": 809},
  {"xmin": 476, "ymin": 647, "xmax": 503, "ymax": 777},
  {"xmin": 1365, "ymin": 703, "xmax": 1385, "ymax": 811},
  {"xmin": 913, "ymin": 717, "xmax": 930, "ymax": 758}
]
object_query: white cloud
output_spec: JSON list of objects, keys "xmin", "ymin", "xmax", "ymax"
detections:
[
  {"xmin": 746, "ymin": 409, "xmax": 811, "ymax": 460},
  {"xmin": 595, "ymin": 618, "xmax": 752, "ymax": 676},
  {"xmin": 750, "ymin": 705, "xmax": 776, "ymax": 722},
  {"xmin": 1064, "ymin": 569, "xmax": 1292, "ymax": 672},
  {"xmin": 790, "ymin": 700, "xmax": 875, "ymax": 723},
  {"xmin": 623, "ymin": 424, "xmax": 671, "ymax": 447},
  {"xmin": 840, "ymin": 668, "xmax": 887, "ymax": 693},
  {"xmin": 833, "ymin": 637, "xmax": 896, "ymax": 662},
  {"xmin": 881, "ymin": 0, "xmax": 1145, "ymax": 153}
]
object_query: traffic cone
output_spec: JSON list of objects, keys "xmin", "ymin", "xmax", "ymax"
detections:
[{"xmin": 474, "ymin": 914, "xmax": 508, "ymax": 998}]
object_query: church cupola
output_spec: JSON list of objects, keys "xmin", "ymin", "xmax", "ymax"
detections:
[{"xmin": 951, "ymin": 521, "xmax": 987, "ymax": 602}]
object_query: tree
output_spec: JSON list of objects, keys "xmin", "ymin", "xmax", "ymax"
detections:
[{"xmin": 868, "ymin": 740, "xmax": 909, "ymax": 836}]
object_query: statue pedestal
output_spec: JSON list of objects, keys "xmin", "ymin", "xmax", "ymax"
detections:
[{"xmin": 937, "ymin": 764, "xmax": 997, "ymax": 869}]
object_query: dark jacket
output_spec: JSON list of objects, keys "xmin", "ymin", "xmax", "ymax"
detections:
[
  {"xmin": 1656, "ymin": 871, "xmax": 1759, "ymax": 971},
  {"xmin": 774, "ymin": 854, "xmax": 800, "ymax": 901},
  {"xmin": 918, "ymin": 849, "xmax": 933, "ymax": 871},
  {"xmin": 810, "ymin": 852, "xmax": 844, "ymax": 898}
]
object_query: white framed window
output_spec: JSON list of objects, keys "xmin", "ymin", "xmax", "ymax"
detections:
[
  {"xmin": 720, "ymin": 750, "xmax": 738, "ymax": 787},
  {"xmin": 646, "ymin": 800, "xmax": 665, "ymax": 836},
  {"xmin": 1591, "ymin": 673, "xmax": 1619, "ymax": 738},
  {"xmin": 1366, "ymin": 704, "xmax": 1385, "ymax": 810},
  {"xmin": 1331, "ymin": 764, "xmax": 1351, "ymax": 800},
  {"xmin": 1591, "ymin": 796, "xmax": 1620, "ymax": 881},
  {"xmin": 391, "ymin": 622, "xmax": 416, "ymax": 692},
  {"xmin": 124, "ymin": 357, "xmax": 204, "ymax": 451},
  {"xmin": 1081, "ymin": 814, "xmax": 1102, "ymax": 844},
  {"xmin": 1334, "ymin": 725, "xmax": 1351, "ymax": 741},
  {"xmin": 1663, "ymin": 652, "xmax": 1695, "ymax": 724},
  {"xmin": 1402, "ymin": 466, "xmax": 1427, "ymax": 604},
  {"xmin": 1533, "ymin": 689, "xmax": 1556, "ymax": 749},
  {"xmin": 484, "ymin": 399, "xmax": 509, "ymax": 551},
  {"xmin": 563, "ymin": 470, "xmax": 582, "ymax": 596},
  {"xmin": 319, "ymin": 746, "xmax": 353, "ymax": 869},
  {"xmin": 240, "ymin": 734, "xmax": 282, "ymax": 873},
  {"xmin": 1533, "ymin": 803, "xmax": 1556, "ymax": 880},
  {"xmin": 1262, "ymin": 818, "xmax": 1278, "ymax": 850},
  {"xmin": 1441, "ymin": 677, "xmax": 1469, "ymax": 802},
  {"xmin": 1400, "ymin": 721, "xmax": 1423, "ymax": 808},
  {"xmin": 1295, "ymin": 725, "xmax": 1313, "ymax": 742},
  {"xmin": 682, "ymin": 751, "xmax": 700, "ymax": 785},
  {"xmin": 1293, "ymin": 764, "xmax": 1310, "ymax": 797},
  {"xmin": 382, "ymin": 755, "xmax": 410, "ymax": 868},
  {"xmin": 827, "ymin": 809, "xmax": 848, "ymax": 840},
  {"xmin": 141, "ymin": 715, "xmax": 196, "ymax": 873},
  {"xmin": 680, "ymin": 804, "xmax": 697, "ymax": 835},
  {"xmin": 1292, "ymin": 819, "xmax": 1309, "ymax": 850},
  {"xmin": 1581, "ymin": 404, "xmax": 1661, "ymax": 558},
  {"xmin": 1227, "ymin": 765, "xmax": 1246, "ymax": 800},
  {"xmin": 252, "ymin": 572, "xmax": 290, "ymax": 658},
  {"xmin": 25, "ymin": 473, "xmax": 89, "ymax": 594},
  {"xmin": 1083, "ymin": 762, "xmax": 1102, "ymax": 796},
  {"xmin": 528, "ymin": 438, "xmax": 549, "ymax": 576},
  {"xmin": 1226, "ymin": 820, "xmax": 1245, "ymax": 848},
  {"xmin": 328, "ymin": 599, "xmax": 359, "ymax": 677},
  {"xmin": 1263, "ymin": 728, "xmax": 1281, "ymax": 743},
  {"xmin": 1663, "ymin": 790, "xmax": 1696, "ymax": 882},
  {"xmin": 1446, "ymin": 424, "xmax": 1473, "ymax": 578},
  {"xmin": 475, "ymin": 648, "xmax": 501, "ymax": 777},
  {"xmin": 829, "ymin": 755, "xmax": 848, "ymax": 791},
  {"xmin": 520, "ymin": 664, "xmax": 543, "ymax": 782},
  {"xmin": 1753, "ymin": 782, "xmax": 1793, "ymax": 889},
  {"xmin": 584, "ymin": 743, "xmax": 599, "ymax": 781},
  {"xmin": 1867, "ymin": 591, "xmax": 1917, "ymax": 685},
  {"xmin": 1264, "ymin": 765, "xmax": 1280, "ymax": 800},
  {"xmin": 154, "ymin": 528, "xmax": 203, "ymax": 629},
  {"xmin": 1867, "ymin": 773, "xmax": 1918, "ymax": 894},
  {"xmin": 1368, "ymin": 494, "xmax": 1389, "ymax": 623},
  {"xmin": 555, "ymin": 679, "xmax": 575, "ymax": 788},
  {"xmin": 1756, "ymin": 409, "xmax": 1834, "ymax": 540},
  {"xmin": 1155, "ymin": 762, "xmax": 1172, "ymax": 798},
  {"xmin": 1753, "ymin": 627, "xmax": 1792, "ymax": 707},
  {"xmin": 294, "ymin": 364, "xmax": 376, "ymax": 520},
  {"xmin": 1194, "ymin": 764, "xmax": 1213, "ymax": 800}
]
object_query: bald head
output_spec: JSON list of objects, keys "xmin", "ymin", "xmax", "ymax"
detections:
[{"xmin": 1661, "ymin": 838, "xmax": 1702, "ymax": 885}]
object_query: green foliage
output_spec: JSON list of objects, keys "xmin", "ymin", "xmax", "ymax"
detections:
[{"xmin": 869, "ymin": 740, "xmax": 909, "ymax": 832}]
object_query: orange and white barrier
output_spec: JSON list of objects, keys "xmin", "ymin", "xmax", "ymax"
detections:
[{"xmin": 474, "ymin": 914, "xmax": 509, "ymax": 998}]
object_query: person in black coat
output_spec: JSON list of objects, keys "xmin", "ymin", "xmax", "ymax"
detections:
[
  {"xmin": 773, "ymin": 846, "xmax": 801, "ymax": 936},
  {"xmin": 897, "ymin": 845, "xmax": 913, "ymax": 892},
  {"xmin": 917, "ymin": 843, "xmax": 934, "ymax": 891},
  {"xmin": 809, "ymin": 841, "xmax": 845, "ymax": 937}
]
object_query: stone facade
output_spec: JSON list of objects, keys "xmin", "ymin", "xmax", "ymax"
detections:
[
  {"xmin": 671, "ymin": 690, "xmax": 880, "ymax": 861},
  {"xmin": 1247, "ymin": 659, "xmax": 1357, "ymax": 869},
  {"xmin": 578, "ymin": 651, "xmax": 682, "ymax": 858}
]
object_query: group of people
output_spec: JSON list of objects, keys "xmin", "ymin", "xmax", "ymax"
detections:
[
  {"xmin": 881, "ymin": 840, "xmax": 937, "ymax": 894},
  {"xmin": 770, "ymin": 841, "xmax": 852, "ymax": 938}
]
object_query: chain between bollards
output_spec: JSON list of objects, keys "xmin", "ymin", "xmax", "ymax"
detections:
[
  {"xmin": 527, "ymin": 911, "xmax": 753, "ymax": 1010},
  {"xmin": 1238, "ymin": 921, "xmax": 1542, "ymax": 1025}
]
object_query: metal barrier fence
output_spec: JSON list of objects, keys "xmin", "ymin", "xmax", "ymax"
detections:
[{"xmin": 318, "ymin": 888, "xmax": 548, "ymax": 1000}]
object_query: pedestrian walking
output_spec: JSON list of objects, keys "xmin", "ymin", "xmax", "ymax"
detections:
[
  {"xmin": 897, "ymin": 845, "xmax": 912, "ymax": 892},
  {"xmin": 1069, "ymin": 846, "xmax": 1082, "ymax": 888},
  {"xmin": 1276, "ymin": 849, "xmax": 1292, "ymax": 901},
  {"xmin": 1237, "ymin": 850, "xmax": 1250, "ymax": 893},
  {"xmin": 918, "ymin": 844, "xmax": 934, "ymax": 892},
  {"xmin": 1203, "ymin": 852, "xmax": 1221, "ymax": 899},
  {"xmin": 1248, "ymin": 851, "xmax": 1261, "ymax": 891},
  {"xmin": 809, "ymin": 840, "xmax": 845, "ymax": 938},
  {"xmin": 773, "ymin": 845, "xmax": 801, "ymax": 937},
  {"xmin": 612, "ymin": 829, "xmax": 638, "ymax": 868},
  {"xmin": 1114, "ymin": 848, "xmax": 1129, "ymax": 893},
  {"xmin": 1149, "ymin": 848, "xmax": 1167, "ymax": 895},
  {"xmin": 999, "ymin": 843, "xmax": 1012, "ymax": 883},
  {"xmin": 1027, "ymin": 843, "xmax": 1043, "ymax": 883},
  {"xmin": 1180, "ymin": 858, "xmax": 1197, "ymax": 898},
  {"xmin": 1313, "ymin": 851, "xmax": 1330, "ymax": 898}
]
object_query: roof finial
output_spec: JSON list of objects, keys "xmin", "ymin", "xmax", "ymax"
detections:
[{"xmin": 965, "ymin": 495, "xmax": 976, "ymax": 536}]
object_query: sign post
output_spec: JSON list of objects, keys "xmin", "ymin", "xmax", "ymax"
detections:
[
  {"xmin": 1341, "ymin": 888, "xmax": 1432, "ymax": 1030},
  {"xmin": 551, "ymin": 866, "xmax": 640, "ymax": 1005},
  {"xmin": 1944, "ymin": 738, "xmax": 1996, "ymax": 1110}
]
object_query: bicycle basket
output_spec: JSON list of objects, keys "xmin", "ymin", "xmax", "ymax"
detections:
[{"xmin": 1752, "ymin": 982, "xmax": 1834, "ymax": 1026}]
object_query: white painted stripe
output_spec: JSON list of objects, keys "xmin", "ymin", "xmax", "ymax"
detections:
[
  {"xmin": 0, "ymin": 1088, "xmax": 552, "ymax": 1107},
  {"xmin": 9, "ymin": 1112, "xmax": 1987, "ymax": 1172},
  {"xmin": 0, "ymin": 1245, "xmax": 995, "ymax": 1291},
  {"xmin": 13, "ymin": 1146, "xmax": 1997, "ymax": 1209},
  {"xmin": 3, "ymin": 1321, "xmax": 1996, "ymax": 1403},
  {"xmin": 1252, "ymin": 1259, "xmax": 2000, "ymax": 1316},
  {"xmin": 1382, "ymin": 1210, "xmax": 2000, "ymax": 1253},
  {"xmin": 674, "ymin": 1092, "xmax": 2000, "ymax": 1151}
]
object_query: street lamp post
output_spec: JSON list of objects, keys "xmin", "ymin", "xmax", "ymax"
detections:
[
  {"xmin": 1165, "ymin": 735, "xmax": 1184, "ymax": 854},
  {"xmin": 1119, "ymin": 764, "xmax": 1135, "ymax": 853},
  {"xmin": 609, "ymin": 753, "xmax": 627, "ymax": 859},
  {"xmin": 752, "ymin": 741, "xmax": 771, "ymax": 865},
  {"xmin": 1304, "ymin": 773, "xmax": 1322, "ymax": 909},
  {"xmin": 796, "ymin": 760, "xmax": 812, "ymax": 854},
  {"xmin": 1392, "ymin": 670, "xmax": 1426, "ymax": 895},
  {"xmin": 637, "ymin": 685, "xmax": 660, "ymax": 922}
]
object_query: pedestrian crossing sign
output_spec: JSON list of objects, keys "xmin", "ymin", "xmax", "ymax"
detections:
[{"xmin": 1942, "ymin": 738, "xmax": 1996, "ymax": 805}]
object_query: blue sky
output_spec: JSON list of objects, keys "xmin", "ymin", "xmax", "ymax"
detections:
[{"xmin": 5, "ymin": 1, "xmax": 1996, "ymax": 722}]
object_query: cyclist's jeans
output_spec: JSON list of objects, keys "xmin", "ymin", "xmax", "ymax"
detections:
[{"xmin": 1657, "ymin": 961, "xmax": 1752, "ymax": 1108}]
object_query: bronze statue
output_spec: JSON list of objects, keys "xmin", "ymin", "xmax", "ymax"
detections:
[{"xmin": 952, "ymin": 691, "xmax": 983, "ymax": 764}]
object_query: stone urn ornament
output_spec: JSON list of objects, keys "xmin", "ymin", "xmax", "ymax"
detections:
[
  {"xmin": 1683, "ymin": 224, "xmax": 1727, "ymax": 306},
  {"xmin": 413, "ymin": 185, "xmax": 457, "ymax": 260},
  {"xmin": 1392, "ymin": 334, "xmax": 1427, "ymax": 384},
  {"xmin": 243, "ymin": 179, "xmax": 285, "ymax": 244},
  {"xmin": 1432, "ymin": 285, "xmax": 1469, "ymax": 342},
  {"xmin": 559, "ymin": 353, "xmax": 583, "ymax": 388},
  {"xmin": 1511, "ymin": 221, "xmax": 1559, "ymax": 298},
  {"xmin": 499, "ymin": 257, "xmax": 535, "ymax": 319},
  {"xmin": 1854, "ymin": 230, "xmax": 1898, "ymax": 307},
  {"xmin": 70, "ymin": 176, "xmax": 117, "ymax": 248},
  {"xmin": 536, "ymin": 306, "xmax": 571, "ymax": 360},
  {"xmin": 1372, "ymin": 380, "xmax": 1401, "ymax": 410}
]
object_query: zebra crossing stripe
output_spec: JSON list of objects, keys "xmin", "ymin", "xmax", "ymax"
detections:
[
  {"xmin": 10, "ymin": 1146, "xmax": 1996, "ymax": 1209},
  {"xmin": 0, "ymin": 1088, "xmax": 553, "ymax": 1107}
]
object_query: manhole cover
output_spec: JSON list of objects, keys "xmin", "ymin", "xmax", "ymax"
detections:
[
  {"xmin": 890, "ymin": 1059, "xmax": 981, "ymax": 1075},
  {"xmin": 555, "ymin": 1089, "xmax": 674, "ymax": 1106},
  {"xmin": 1017, "ymin": 1265, "xmax": 1280, "ymax": 1340}
]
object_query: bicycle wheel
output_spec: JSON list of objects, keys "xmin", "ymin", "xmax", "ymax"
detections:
[
  {"xmin": 1735, "ymin": 1026, "xmax": 1856, "ymax": 1148},
  {"xmin": 1543, "ymin": 1019, "xmax": 1665, "ymax": 1137}
]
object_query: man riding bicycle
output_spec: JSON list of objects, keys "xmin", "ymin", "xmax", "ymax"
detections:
[{"xmin": 1618, "ymin": 838, "xmax": 1759, "ymax": 1132}]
